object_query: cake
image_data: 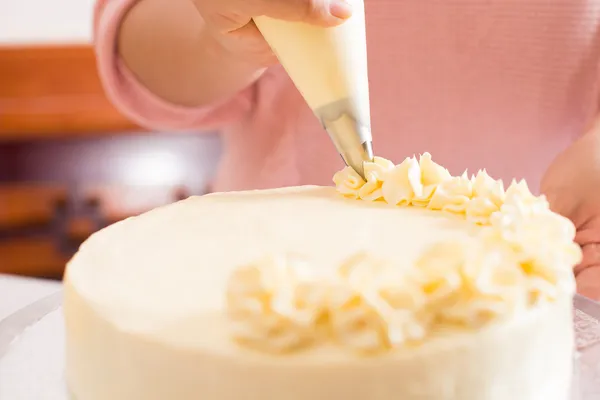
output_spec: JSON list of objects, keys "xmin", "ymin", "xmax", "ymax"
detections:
[{"xmin": 64, "ymin": 153, "xmax": 581, "ymax": 400}]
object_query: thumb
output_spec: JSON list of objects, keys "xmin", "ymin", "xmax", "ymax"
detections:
[{"xmin": 251, "ymin": 0, "xmax": 354, "ymax": 27}]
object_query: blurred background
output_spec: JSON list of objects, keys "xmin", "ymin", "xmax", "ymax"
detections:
[{"xmin": 0, "ymin": 1, "xmax": 222, "ymax": 280}]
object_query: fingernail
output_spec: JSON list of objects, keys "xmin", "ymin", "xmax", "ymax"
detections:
[{"xmin": 329, "ymin": 0, "xmax": 353, "ymax": 20}]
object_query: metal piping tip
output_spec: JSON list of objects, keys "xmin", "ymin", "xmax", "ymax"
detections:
[
  {"xmin": 316, "ymin": 99, "xmax": 373, "ymax": 180},
  {"xmin": 341, "ymin": 140, "xmax": 373, "ymax": 179}
]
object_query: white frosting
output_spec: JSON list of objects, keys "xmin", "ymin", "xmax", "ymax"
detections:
[
  {"xmin": 227, "ymin": 252, "xmax": 432, "ymax": 354},
  {"xmin": 381, "ymin": 156, "xmax": 423, "ymax": 205},
  {"xmin": 357, "ymin": 157, "xmax": 394, "ymax": 201},
  {"xmin": 466, "ymin": 169, "xmax": 505, "ymax": 224},
  {"xmin": 63, "ymin": 153, "xmax": 579, "ymax": 400},
  {"xmin": 427, "ymin": 172, "xmax": 473, "ymax": 213},
  {"xmin": 222, "ymin": 153, "xmax": 581, "ymax": 355},
  {"xmin": 226, "ymin": 254, "xmax": 329, "ymax": 352}
]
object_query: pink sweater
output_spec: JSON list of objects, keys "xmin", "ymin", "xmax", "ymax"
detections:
[{"xmin": 95, "ymin": 1, "xmax": 600, "ymax": 193}]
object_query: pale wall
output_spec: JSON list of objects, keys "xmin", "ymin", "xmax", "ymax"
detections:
[{"xmin": 0, "ymin": 0, "xmax": 95, "ymax": 44}]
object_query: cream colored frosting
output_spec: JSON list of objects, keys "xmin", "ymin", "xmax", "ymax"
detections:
[
  {"xmin": 227, "ymin": 154, "xmax": 579, "ymax": 355},
  {"xmin": 64, "ymin": 153, "xmax": 579, "ymax": 400},
  {"xmin": 226, "ymin": 254, "xmax": 329, "ymax": 352}
]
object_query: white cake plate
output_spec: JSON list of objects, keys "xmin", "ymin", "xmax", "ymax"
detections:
[{"xmin": 1, "ymin": 291, "xmax": 600, "ymax": 400}]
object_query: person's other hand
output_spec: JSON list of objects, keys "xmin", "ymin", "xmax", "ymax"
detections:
[
  {"xmin": 541, "ymin": 118, "xmax": 600, "ymax": 300},
  {"xmin": 191, "ymin": 0, "xmax": 353, "ymax": 57}
]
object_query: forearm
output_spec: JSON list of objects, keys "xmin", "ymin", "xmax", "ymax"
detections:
[{"xmin": 117, "ymin": 0, "xmax": 269, "ymax": 107}]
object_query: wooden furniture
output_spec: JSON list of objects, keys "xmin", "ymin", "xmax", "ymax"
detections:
[
  {"xmin": 0, "ymin": 184, "xmax": 67, "ymax": 230},
  {"xmin": 0, "ymin": 238, "xmax": 68, "ymax": 279},
  {"xmin": 0, "ymin": 45, "xmax": 138, "ymax": 139},
  {"xmin": 84, "ymin": 185, "xmax": 190, "ymax": 224},
  {"xmin": 0, "ymin": 183, "xmax": 193, "ymax": 279},
  {"xmin": 0, "ymin": 44, "xmax": 216, "ymax": 279}
]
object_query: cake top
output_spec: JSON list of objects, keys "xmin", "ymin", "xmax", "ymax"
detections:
[
  {"xmin": 226, "ymin": 153, "xmax": 581, "ymax": 355},
  {"xmin": 65, "ymin": 153, "xmax": 580, "ymax": 359}
]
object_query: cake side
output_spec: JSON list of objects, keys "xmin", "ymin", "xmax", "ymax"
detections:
[{"xmin": 65, "ymin": 279, "xmax": 573, "ymax": 400}]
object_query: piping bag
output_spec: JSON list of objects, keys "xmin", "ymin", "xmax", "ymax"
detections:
[{"xmin": 254, "ymin": 0, "xmax": 374, "ymax": 178}]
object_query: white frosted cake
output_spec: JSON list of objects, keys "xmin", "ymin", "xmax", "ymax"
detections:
[{"xmin": 64, "ymin": 154, "xmax": 581, "ymax": 400}]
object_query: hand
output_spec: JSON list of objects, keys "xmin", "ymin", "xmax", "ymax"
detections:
[
  {"xmin": 191, "ymin": 0, "xmax": 353, "ymax": 57},
  {"xmin": 541, "ymin": 119, "xmax": 600, "ymax": 300}
]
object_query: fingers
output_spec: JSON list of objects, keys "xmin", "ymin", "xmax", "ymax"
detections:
[
  {"xmin": 575, "ymin": 243, "xmax": 600, "ymax": 275},
  {"xmin": 194, "ymin": 0, "xmax": 354, "ymax": 36},
  {"xmin": 575, "ymin": 227, "xmax": 600, "ymax": 247},
  {"xmin": 248, "ymin": 0, "xmax": 353, "ymax": 27},
  {"xmin": 576, "ymin": 265, "xmax": 600, "ymax": 301}
]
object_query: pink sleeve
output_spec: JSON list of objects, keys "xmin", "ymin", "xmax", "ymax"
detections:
[{"xmin": 94, "ymin": 0, "xmax": 255, "ymax": 131}]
